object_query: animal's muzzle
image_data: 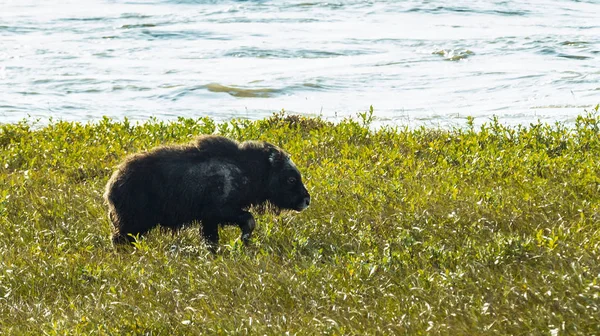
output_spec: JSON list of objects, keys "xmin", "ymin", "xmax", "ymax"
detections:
[{"xmin": 297, "ymin": 188, "xmax": 310, "ymax": 211}]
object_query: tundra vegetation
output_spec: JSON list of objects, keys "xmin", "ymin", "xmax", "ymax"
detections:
[{"xmin": 1, "ymin": 106, "xmax": 599, "ymax": 335}]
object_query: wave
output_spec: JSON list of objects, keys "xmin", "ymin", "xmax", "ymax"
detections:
[{"xmin": 203, "ymin": 83, "xmax": 280, "ymax": 98}]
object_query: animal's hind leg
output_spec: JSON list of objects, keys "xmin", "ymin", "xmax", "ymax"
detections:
[
  {"xmin": 201, "ymin": 219, "xmax": 219, "ymax": 253},
  {"xmin": 112, "ymin": 226, "xmax": 151, "ymax": 245},
  {"xmin": 110, "ymin": 211, "xmax": 153, "ymax": 246},
  {"xmin": 108, "ymin": 209, "xmax": 133, "ymax": 245}
]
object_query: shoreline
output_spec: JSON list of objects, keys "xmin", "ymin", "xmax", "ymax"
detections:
[{"xmin": 2, "ymin": 103, "xmax": 599, "ymax": 130}]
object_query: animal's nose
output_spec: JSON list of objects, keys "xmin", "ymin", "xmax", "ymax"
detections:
[{"xmin": 304, "ymin": 197, "xmax": 310, "ymax": 207}]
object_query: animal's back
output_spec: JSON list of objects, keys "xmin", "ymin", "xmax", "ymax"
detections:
[
  {"xmin": 106, "ymin": 135, "xmax": 241, "ymax": 193},
  {"xmin": 104, "ymin": 135, "xmax": 247, "ymax": 235}
]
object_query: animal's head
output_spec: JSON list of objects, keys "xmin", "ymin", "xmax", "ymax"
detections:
[{"xmin": 265, "ymin": 145, "xmax": 310, "ymax": 212}]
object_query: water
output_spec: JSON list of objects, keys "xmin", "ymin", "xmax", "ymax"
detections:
[{"xmin": 1, "ymin": 0, "xmax": 599, "ymax": 127}]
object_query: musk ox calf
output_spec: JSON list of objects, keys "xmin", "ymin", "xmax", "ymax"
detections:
[{"xmin": 103, "ymin": 135, "xmax": 310, "ymax": 250}]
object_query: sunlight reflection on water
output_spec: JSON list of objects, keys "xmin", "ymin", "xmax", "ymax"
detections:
[{"xmin": 0, "ymin": 0, "xmax": 599, "ymax": 127}]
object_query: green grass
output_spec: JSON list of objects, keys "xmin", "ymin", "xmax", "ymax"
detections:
[{"xmin": 1, "ymin": 106, "xmax": 600, "ymax": 335}]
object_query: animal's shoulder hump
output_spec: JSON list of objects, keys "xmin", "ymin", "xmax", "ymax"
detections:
[{"xmin": 192, "ymin": 135, "xmax": 241, "ymax": 157}]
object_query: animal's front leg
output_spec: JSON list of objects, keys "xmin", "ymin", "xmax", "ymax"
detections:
[
  {"xmin": 236, "ymin": 211, "xmax": 256, "ymax": 245},
  {"xmin": 204, "ymin": 209, "xmax": 256, "ymax": 248},
  {"xmin": 201, "ymin": 220, "xmax": 219, "ymax": 253}
]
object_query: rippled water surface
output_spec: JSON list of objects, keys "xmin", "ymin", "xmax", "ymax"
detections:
[{"xmin": 1, "ymin": 0, "xmax": 599, "ymax": 126}]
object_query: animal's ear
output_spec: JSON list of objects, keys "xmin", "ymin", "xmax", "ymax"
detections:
[{"xmin": 268, "ymin": 149, "xmax": 286, "ymax": 166}]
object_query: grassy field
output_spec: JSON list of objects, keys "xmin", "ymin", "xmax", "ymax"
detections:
[{"xmin": 1, "ymin": 107, "xmax": 600, "ymax": 335}]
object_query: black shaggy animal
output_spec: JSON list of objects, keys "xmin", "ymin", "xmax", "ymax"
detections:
[{"xmin": 103, "ymin": 135, "xmax": 310, "ymax": 250}]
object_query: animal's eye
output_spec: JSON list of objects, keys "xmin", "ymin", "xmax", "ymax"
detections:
[{"xmin": 287, "ymin": 177, "xmax": 297, "ymax": 185}]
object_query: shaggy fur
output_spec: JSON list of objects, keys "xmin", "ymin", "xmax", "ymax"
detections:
[{"xmin": 103, "ymin": 135, "xmax": 310, "ymax": 250}]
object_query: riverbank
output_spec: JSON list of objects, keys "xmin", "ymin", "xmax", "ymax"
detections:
[{"xmin": 1, "ymin": 108, "xmax": 599, "ymax": 334}]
